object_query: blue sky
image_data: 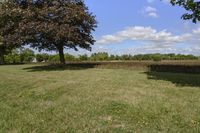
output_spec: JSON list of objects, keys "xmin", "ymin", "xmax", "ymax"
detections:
[
  {"xmin": 72, "ymin": 0, "xmax": 199, "ymax": 56},
  {"xmin": 86, "ymin": 0, "xmax": 185, "ymax": 35},
  {"xmin": 60, "ymin": 0, "xmax": 200, "ymax": 56}
]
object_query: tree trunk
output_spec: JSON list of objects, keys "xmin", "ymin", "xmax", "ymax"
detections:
[
  {"xmin": 0, "ymin": 53, "xmax": 5, "ymax": 65},
  {"xmin": 58, "ymin": 46, "xmax": 65, "ymax": 64}
]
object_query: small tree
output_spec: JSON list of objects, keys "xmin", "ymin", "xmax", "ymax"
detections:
[{"xmin": 0, "ymin": 0, "xmax": 97, "ymax": 64}]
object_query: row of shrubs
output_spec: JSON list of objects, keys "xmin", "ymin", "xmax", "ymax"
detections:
[
  {"xmin": 2, "ymin": 49, "xmax": 199, "ymax": 64},
  {"xmin": 35, "ymin": 53, "xmax": 199, "ymax": 62},
  {"xmin": 148, "ymin": 64, "xmax": 200, "ymax": 74},
  {"xmin": 4, "ymin": 49, "xmax": 35, "ymax": 64}
]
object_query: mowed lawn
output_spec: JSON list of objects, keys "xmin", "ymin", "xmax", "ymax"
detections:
[{"xmin": 0, "ymin": 64, "xmax": 200, "ymax": 133}]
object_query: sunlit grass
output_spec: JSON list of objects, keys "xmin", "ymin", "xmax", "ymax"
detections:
[{"xmin": 0, "ymin": 64, "xmax": 200, "ymax": 132}]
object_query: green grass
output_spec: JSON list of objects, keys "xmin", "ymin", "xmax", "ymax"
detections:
[{"xmin": 0, "ymin": 64, "xmax": 200, "ymax": 133}]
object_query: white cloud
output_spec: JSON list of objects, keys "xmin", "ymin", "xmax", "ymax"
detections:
[
  {"xmin": 193, "ymin": 28, "xmax": 200, "ymax": 34},
  {"xmin": 95, "ymin": 26, "xmax": 200, "ymax": 55},
  {"xmin": 143, "ymin": 6, "xmax": 158, "ymax": 18},
  {"xmin": 96, "ymin": 26, "xmax": 191, "ymax": 46},
  {"xmin": 130, "ymin": 46, "xmax": 200, "ymax": 55},
  {"xmin": 145, "ymin": 6, "xmax": 157, "ymax": 12},
  {"xmin": 148, "ymin": 12, "xmax": 158, "ymax": 18},
  {"xmin": 96, "ymin": 35, "xmax": 123, "ymax": 44}
]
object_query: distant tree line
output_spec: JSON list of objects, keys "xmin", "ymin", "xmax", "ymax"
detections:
[
  {"xmin": 1, "ymin": 0, "xmax": 199, "ymax": 64},
  {"xmin": 89, "ymin": 53, "xmax": 199, "ymax": 61},
  {"xmin": 1, "ymin": 48, "xmax": 199, "ymax": 64},
  {"xmin": 3, "ymin": 48, "xmax": 35, "ymax": 64}
]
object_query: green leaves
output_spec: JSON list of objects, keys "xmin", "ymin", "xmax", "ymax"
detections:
[{"xmin": 170, "ymin": 0, "xmax": 200, "ymax": 23}]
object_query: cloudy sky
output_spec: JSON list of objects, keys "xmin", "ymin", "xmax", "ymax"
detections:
[{"xmin": 69, "ymin": 0, "xmax": 200, "ymax": 55}]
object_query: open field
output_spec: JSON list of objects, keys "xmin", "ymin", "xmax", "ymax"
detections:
[{"xmin": 0, "ymin": 63, "xmax": 200, "ymax": 132}]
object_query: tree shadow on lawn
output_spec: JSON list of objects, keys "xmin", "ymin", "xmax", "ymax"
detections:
[
  {"xmin": 0, "ymin": 63, "xmax": 25, "ymax": 66},
  {"xmin": 145, "ymin": 65, "xmax": 200, "ymax": 87},
  {"xmin": 23, "ymin": 63, "xmax": 100, "ymax": 72}
]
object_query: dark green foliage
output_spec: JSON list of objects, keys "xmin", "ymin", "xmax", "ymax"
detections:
[
  {"xmin": 65, "ymin": 54, "xmax": 76, "ymax": 61},
  {"xmin": 48, "ymin": 54, "xmax": 76, "ymax": 63},
  {"xmin": 1, "ymin": 51, "xmax": 199, "ymax": 63},
  {"xmin": 79, "ymin": 54, "xmax": 88, "ymax": 61},
  {"xmin": 170, "ymin": 0, "xmax": 200, "ymax": 23},
  {"xmin": 149, "ymin": 64, "xmax": 200, "ymax": 74},
  {"xmin": 107, "ymin": 53, "xmax": 198, "ymax": 61},
  {"xmin": 48, "ymin": 54, "xmax": 60, "ymax": 63},
  {"xmin": 109, "ymin": 55, "xmax": 116, "ymax": 60},
  {"xmin": 91, "ymin": 52, "xmax": 109, "ymax": 61},
  {"xmin": 19, "ymin": 48, "xmax": 35, "ymax": 63},
  {"xmin": 3, "ymin": 48, "xmax": 35, "ymax": 64},
  {"xmin": 152, "ymin": 55, "xmax": 162, "ymax": 62},
  {"xmin": 4, "ymin": 49, "xmax": 21, "ymax": 64},
  {"xmin": 30, "ymin": 61, "xmax": 199, "ymax": 74},
  {"xmin": 147, "ymin": 71, "xmax": 200, "ymax": 86},
  {"xmin": 36, "ymin": 53, "xmax": 49, "ymax": 62},
  {"xmin": 121, "ymin": 54, "xmax": 132, "ymax": 60}
]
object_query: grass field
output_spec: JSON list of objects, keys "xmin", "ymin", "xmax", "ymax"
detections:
[{"xmin": 0, "ymin": 64, "xmax": 200, "ymax": 132}]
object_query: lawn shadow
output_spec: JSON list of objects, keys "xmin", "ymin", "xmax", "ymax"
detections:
[
  {"xmin": 23, "ymin": 63, "xmax": 100, "ymax": 72},
  {"xmin": 145, "ymin": 64, "xmax": 200, "ymax": 87},
  {"xmin": 0, "ymin": 63, "xmax": 25, "ymax": 66}
]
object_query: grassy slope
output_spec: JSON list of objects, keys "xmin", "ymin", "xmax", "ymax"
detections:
[{"xmin": 0, "ymin": 64, "xmax": 200, "ymax": 133}]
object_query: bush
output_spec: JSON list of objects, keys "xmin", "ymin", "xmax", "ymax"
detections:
[
  {"xmin": 79, "ymin": 54, "xmax": 88, "ymax": 61},
  {"xmin": 19, "ymin": 48, "xmax": 35, "ymax": 63},
  {"xmin": 4, "ymin": 51, "xmax": 21, "ymax": 64},
  {"xmin": 49, "ymin": 54, "xmax": 60, "ymax": 63},
  {"xmin": 36, "ymin": 54, "xmax": 49, "ymax": 62},
  {"xmin": 91, "ymin": 52, "xmax": 109, "ymax": 61},
  {"xmin": 149, "ymin": 64, "xmax": 200, "ymax": 74},
  {"xmin": 152, "ymin": 55, "xmax": 162, "ymax": 62},
  {"xmin": 65, "ymin": 54, "xmax": 75, "ymax": 61}
]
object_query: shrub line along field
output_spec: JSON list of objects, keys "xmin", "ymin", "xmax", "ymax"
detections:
[
  {"xmin": 0, "ymin": 61, "xmax": 200, "ymax": 132},
  {"xmin": 47, "ymin": 60, "xmax": 200, "ymax": 74}
]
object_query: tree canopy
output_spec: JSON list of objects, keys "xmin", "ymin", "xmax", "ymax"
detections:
[
  {"xmin": 0, "ymin": 0, "xmax": 97, "ymax": 64},
  {"xmin": 170, "ymin": 0, "xmax": 200, "ymax": 23}
]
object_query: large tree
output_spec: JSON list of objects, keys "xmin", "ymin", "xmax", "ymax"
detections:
[
  {"xmin": 0, "ymin": 0, "xmax": 97, "ymax": 64},
  {"xmin": 170, "ymin": 0, "xmax": 200, "ymax": 23},
  {"xmin": 0, "ymin": 0, "xmax": 24, "ymax": 64}
]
